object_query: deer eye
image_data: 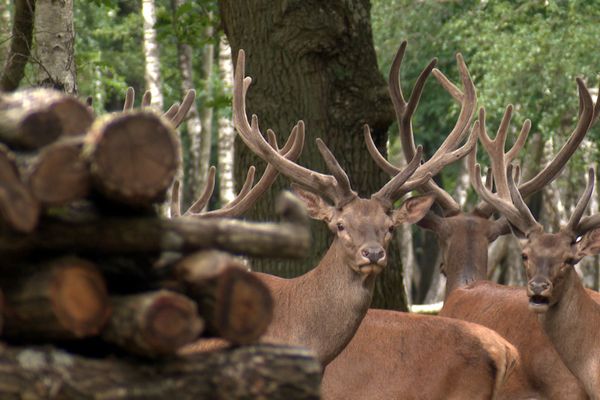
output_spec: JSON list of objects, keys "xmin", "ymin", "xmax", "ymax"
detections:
[
  {"xmin": 521, "ymin": 253, "xmax": 528, "ymax": 262},
  {"xmin": 388, "ymin": 226, "xmax": 395, "ymax": 233},
  {"xmin": 337, "ymin": 223, "xmax": 345, "ymax": 231}
]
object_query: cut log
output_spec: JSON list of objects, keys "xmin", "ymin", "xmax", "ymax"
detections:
[
  {"xmin": 0, "ymin": 198, "xmax": 310, "ymax": 258},
  {"xmin": 175, "ymin": 251, "xmax": 273, "ymax": 345},
  {"xmin": 0, "ymin": 88, "xmax": 93, "ymax": 149},
  {"xmin": 19, "ymin": 137, "xmax": 91, "ymax": 206},
  {"xmin": 0, "ymin": 343, "xmax": 321, "ymax": 399},
  {"xmin": 0, "ymin": 144, "xmax": 40, "ymax": 232},
  {"xmin": 102, "ymin": 290, "xmax": 204, "ymax": 357},
  {"xmin": 84, "ymin": 111, "xmax": 180, "ymax": 207},
  {"xmin": 1, "ymin": 257, "xmax": 111, "ymax": 340}
]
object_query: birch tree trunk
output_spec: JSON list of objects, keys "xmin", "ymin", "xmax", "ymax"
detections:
[
  {"xmin": 171, "ymin": 0, "xmax": 203, "ymax": 209},
  {"xmin": 33, "ymin": 0, "xmax": 77, "ymax": 94},
  {"xmin": 142, "ymin": 0, "xmax": 163, "ymax": 111},
  {"xmin": 198, "ymin": 19, "xmax": 214, "ymax": 210},
  {"xmin": 217, "ymin": 35, "xmax": 236, "ymax": 204}
]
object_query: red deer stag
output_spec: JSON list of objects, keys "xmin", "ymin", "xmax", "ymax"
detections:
[
  {"xmin": 459, "ymin": 97, "xmax": 600, "ymax": 398},
  {"xmin": 471, "ymin": 142, "xmax": 600, "ymax": 399},
  {"xmin": 234, "ymin": 45, "xmax": 521, "ymax": 399},
  {"xmin": 365, "ymin": 40, "xmax": 600, "ymax": 399},
  {"xmin": 232, "ymin": 48, "xmax": 437, "ymax": 365}
]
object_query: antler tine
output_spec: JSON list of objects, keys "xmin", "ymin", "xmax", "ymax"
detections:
[
  {"xmin": 363, "ymin": 124, "xmax": 399, "ymax": 176},
  {"xmin": 123, "ymin": 87, "xmax": 135, "ymax": 111},
  {"xmin": 427, "ymin": 53, "xmax": 476, "ymax": 159},
  {"xmin": 184, "ymin": 166, "xmax": 217, "ymax": 215},
  {"xmin": 517, "ymin": 78, "xmax": 594, "ymax": 198},
  {"xmin": 506, "ymin": 164, "xmax": 542, "ymax": 234},
  {"xmin": 506, "ymin": 119, "xmax": 531, "ymax": 163},
  {"xmin": 315, "ymin": 138, "xmax": 356, "ymax": 206},
  {"xmin": 233, "ymin": 49, "xmax": 355, "ymax": 206},
  {"xmin": 372, "ymin": 146, "xmax": 430, "ymax": 207},
  {"xmin": 566, "ymin": 167, "xmax": 595, "ymax": 234},
  {"xmin": 170, "ymin": 89, "xmax": 196, "ymax": 128},
  {"xmin": 170, "ymin": 180, "xmax": 182, "ymax": 218},
  {"xmin": 471, "ymin": 162, "xmax": 532, "ymax": 234},
  {"xmin": 202, "ymin": 127, "xmax": 304, "ymax": 218},
  {"xmin": 141, "ymin": 90, "xmax": 152, "ymax": 108},
  {"xmin": 390, "ymin": 41, "xmax": 436, "ymax": 162},
  {"xmin": 164, "ymin": 103, "xmax": 180, "ymax": 120},
  {"xmin": 473, "ymin": 105, "xmax": 531, "ymax": 217},
  {"xmin": 477, "ymin": 106, "xmax": 513, "ymax": 199}
]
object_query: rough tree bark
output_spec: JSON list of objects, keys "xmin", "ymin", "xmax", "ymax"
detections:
[
  {"xmin": 219, "ymin": 0, "xmax": 405, "ymax": 309},
  {"xmin": 0, "ymin": 0, "xmax": 35, "ymax": 92},
  {"xmin": 217, "ymin": 35, "xmax": 236, "ymax": 204},
  {"xmin": 33, "ymin": 0, "xmax": 77, "ymax": 94}
]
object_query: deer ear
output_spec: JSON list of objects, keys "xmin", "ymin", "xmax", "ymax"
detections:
[
  {"xmin": 393, "ymin": 195, "xmax": 435, "ymax": 225},
  {"xmin": 291, "ymin": 185, "xmax": 334, "ymax": 222},
  {"xmin": 575, "ymin": 228, "xmax": 600, "ymax": 260}
]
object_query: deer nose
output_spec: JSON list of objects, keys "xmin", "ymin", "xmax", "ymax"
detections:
[
  {"xmin": 528, "ymin": 280, "xmax": 550, "ymax": 295},
  {"xmin": 361, "ymin": 246, "xmax": 385, "ymax": 264}
]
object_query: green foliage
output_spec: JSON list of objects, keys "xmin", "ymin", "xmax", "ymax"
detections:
[
  {"xmin": 372, "ymin": 0, "xmax": 600, "ymax": 195},
  {"xmin": 75, "ymin": 0, "xmax": 222, "ymax": 115}
]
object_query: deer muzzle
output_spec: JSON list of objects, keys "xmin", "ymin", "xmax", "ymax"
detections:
[
  {"xmin": 357, "ymin": 245, "xmax": 386, "ymax": 275},
  {"xmin": 527, "ymin": 279, "xmax": 552, "ymax": 313}
]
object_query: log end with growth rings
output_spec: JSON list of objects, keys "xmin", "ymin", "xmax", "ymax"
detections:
[
  {"xmin": 50, "ymin": 259, "xmax": 112, "ymax": 337},
  {"xmin": 86, "ymin": 111, "xmax": 180, "ymax": 206}
]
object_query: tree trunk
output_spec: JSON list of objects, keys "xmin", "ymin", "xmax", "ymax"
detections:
[
  {"xmin": 0, "ymin": 0, "xmax": 35, "ymax": 91},
  {"xmin": 171, "ymin": 0, "xmax": 204, "ymax": 209},
  {"xmin": 0, "ymin": 0, "xmax": 10, "ymax": 64},
  {"xmin": 217, "ymin": 35, "xmax": 236, "ymax": 204},
  {"xmin": 197, "ymin": 20, "xmax": 214, "ymax": 211},
  {"xmin": 219, "ymin": 0, "xmax": 404, "ymax": 309},
  {"xmin": 33, "ymin": 0, "xmax": 77, "ymax": 94},
  {"xmin": 142, "ymin": 0, "xmax": 163, "ymax": 111}
]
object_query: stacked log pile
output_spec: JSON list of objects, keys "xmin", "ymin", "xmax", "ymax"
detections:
[{"xmin": 0, "ymin": 88, "xmax": 320, "ymax": 399}]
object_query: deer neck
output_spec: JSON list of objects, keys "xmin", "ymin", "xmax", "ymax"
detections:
[
  {"xmin": 538, "ymin": 268, "xmax": 600, "ymax": 397},
  {"xmin": 442, "ymin": 215, "xmax": 490, "ymax": 298},
  {"xmin": 263, "ymin": 237, "xmax": 376, "ymax": 366}
]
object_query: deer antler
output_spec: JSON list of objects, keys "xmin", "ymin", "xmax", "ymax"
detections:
[
  {"xmin": 366, "ymin": 41, "xmax": 478, "ymax": 214},
  {"xmin": 472, "ymin": 77, "xmax": 597, "ymax": 219},
  {"xmin": 232, "ymin": 49, "xmax": 359, "ymax": 207},
  {"xmin": 122, "ymin": 87, "xmax": 196, "ymax": 128},
  {"xmin": 233, "ymin": 49, "xmax": 436, "ymax": 209},
  {"xmin": 172, "ymin": 127, "xmax": 302, "ymax": 218}
]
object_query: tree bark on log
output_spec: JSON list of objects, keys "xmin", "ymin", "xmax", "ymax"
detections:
[
  {"xmin": 0, "ymin": 89, "xmax": 93, "ymax": 149},
  {"xmin": 102, "ymin": 290, "xmax": 204, "ymax": 357},
  {"xmin": 0, "ymin": 213, "xmax": 310, "ymax": 259},
  {"xmin": 19, "ymin": 137, "xmax": 91, "ymax": 206},
  {"xmin": 84, "ymin": 111, "xmax": 180, "ymax": 207},
  {"xmin": 175, "ymin": 251, "xmax": 273, "ymax": 345},
  {"xmin": 0, "ymin": 144, "xmax": 40, "ymax": 233},
  {"xmin": 0, "ymin": 343, "xmax": 321, "ymax": 399},
  {"xmin": 1, "ymin": 257, "xmax": 111, "ymax": 340}
]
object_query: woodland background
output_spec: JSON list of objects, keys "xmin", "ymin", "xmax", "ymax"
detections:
[{"xmin": 1, "ymin": 0, "xmax": 599, "ymax": 311}]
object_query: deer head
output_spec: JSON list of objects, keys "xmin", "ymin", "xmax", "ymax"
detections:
[{"xmin": 232, "ymin": 49, "xmax": 437, "ymax": 278}]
